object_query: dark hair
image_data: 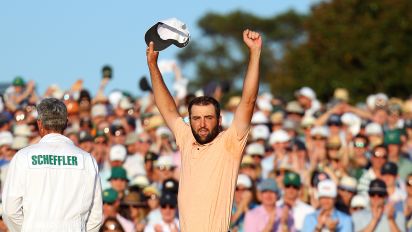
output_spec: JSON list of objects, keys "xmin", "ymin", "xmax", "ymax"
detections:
[
  {"xmin": 100, "ymin": 216, "xmax": 125, "ymax": 232},
  {"xmin": 372, "ymin": 143, "xmax": 387, "ymax": 153},
  {"xmin": 353, "ymin": 134, "xmax": 369, "ymax": 147},
  {"xmin": 37, "ymin": 98, "xmax": 68, "ymax": 133},
  {"xmin": 188, "ymin": 96, "xmax": 220, "ymax": 118}
]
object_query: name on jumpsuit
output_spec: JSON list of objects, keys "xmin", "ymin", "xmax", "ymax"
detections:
[{"xmin": 31, "ymin": 155, "xmax": 78, "ymax": 166}]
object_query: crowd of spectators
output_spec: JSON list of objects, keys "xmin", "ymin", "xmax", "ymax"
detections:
[{"xmin": 0, "ymin": 67, "xmax": 412, "ymax": 232}]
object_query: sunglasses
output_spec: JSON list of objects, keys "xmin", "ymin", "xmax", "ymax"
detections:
[
  {"xmin": 236, "ymin": 187, "xmax": 250, "ymax": 192},
  {"xmin": 284, "ymin": 184, "xmax": 299, "ymax": 189},
  {"xmin": 312, "ymin": 136, "xmax": 326, "ymax": 141},
  {"xmin": 354, "ymin": 141, "xmax": 366, "ymax": 148},
  {"xmin": 369, "ymin": 193, "xmax": 386, "ymax": 198},
  {"xmin": 158, "ymin": 166, "xmax": 174, "ymax": 171},
  {"xmin": 351, "ymin": 206, "xmax": 364, "ymax": 211},
  {"xmin": 373, "ymin": 151, "xmax": 387, "ymax": 159},
  {"xmin": 161, "ymin": 204, "xmax": 176, "ymax": 209}
]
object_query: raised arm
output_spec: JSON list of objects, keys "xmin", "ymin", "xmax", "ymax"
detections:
[
  {"xmin": 233, "ymin": 29, "xmax": 262, "ymax": 137},
  {"xmin": 146, "ymin": 42, "xmax": 181, "ymax": 131}
]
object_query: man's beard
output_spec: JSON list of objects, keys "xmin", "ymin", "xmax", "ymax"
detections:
[{"xmin": 191, "ymin": 124, "xmax": 220, "ymax": 145}]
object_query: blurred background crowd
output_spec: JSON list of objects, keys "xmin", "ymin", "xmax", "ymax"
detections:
[{"xmin": 0, "ymin": 64, "xmax": 412, "ymax": 232}]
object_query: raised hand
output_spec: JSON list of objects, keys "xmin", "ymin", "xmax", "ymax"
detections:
[
  {"xmin": 243, "ymin": 29, "xmax": 262, "ymax": 52},
  {"xmin": 147, "ymin": 41, "xmax": 159, "ymax": 65}
]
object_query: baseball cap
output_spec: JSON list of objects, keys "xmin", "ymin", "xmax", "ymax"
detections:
[
  {"xmin": 122, "ymin": 192, "xmax": 146, "ymax": 207},
  {"xmin": 144, "ymin": 152, "xmax": 159, "ymax": 162},
  {"xmin": 245, "ymin": 143, "xmax": 265, "ymax": 157},
  {"xmin": 0, "ymin": 132, "xmax": 13, "ymax": 147},
  {"xmin": 91, "ymin": 104, "xmax": 107, "ymax": 118},
  {"xmin": 317, "ymin": 179, "xmax": 337, "ymax": 198},
  {"xmin": 12, "ymin": 76, "xmax": 25, "ymax": 86},
  {"xmin": 365, "ymin": 123, "xmax": 383, "ymax": 136},
  {"xmin": 154, "ymin": 155, "xmax": 175, "ymax": 169},
  {"xmin": 269, "ymin": 129, "xmax": 290, "ymax": 144},
  {"xmin": 350, "ymin": 194, "xmax": 368, "ymax": 208},
  {"xmin": 143, "ymin": 185, "xmax": 160, "ymax": 197},
  {"xmin": 368, "ymin": 179, "xmax": 387, "ymax": 195},
  {"xmin": 103, "ymin": 188, "xmax": 119, "ymax": 204},
  {"xmin": 381, "ymin": 162, "xmax": 398, "ymax": 176},
  {"xmin": 286, "ymin": 101, "xmax": 304, "ymax": 115},
  {"xmin": 258, "ymin": 178, "xmax": 280, "ymax": 194},
  {"xmin": 283, "ymin": 172, "xmax": 301, "ymax": 187},
  {"xmin": 237, "ymin": 174, "xmax": 252, "ymax": 189},
  {"xmin": 295, "ymin": 87, "xmax": 316, "ymax": 100},
  {"xmin": 145, "ymin": 18, "xmax": 190, "ymax": 51},
  {"xmin": 130, "ymin": 175, "xmax": 150, "ymax": 188},
  {"xmin": 108, "ymin": 167, "xmax": 129, "ymax": 181},
  {"xmin": 310, "ymin": 126, "xmax": 329, "ymax": 138},
  {"xmin": 240, "ymin": 155, "xmax": 255, "ymax": 167},
  {"xmin": 327, "ymin": 114, "xmax": 342, "ymax": 126},
  {"xmin": 109, "ymin": 145, "xmax": 127, "ymax": 162},
  {"xmin": 251, "ymin": 111, "xmax": 269, "ymax": 124},
  {"xmin": 79, "ymin": 131, "xmax": 93, "ymax": 143},
  {"xmin": 251, "ymin": 125, "xmax": 270, "ymax": 141},
  {"xmin": 162, "ymin": 178, "xmax": 179, "ymax": 194},
  {"xmin": 338, "ymin": 176, "xmax": 357, "ymax": 193},
  {"xmin": 160, "ymin": 193, "xmax": 178, "ymax": 207}
]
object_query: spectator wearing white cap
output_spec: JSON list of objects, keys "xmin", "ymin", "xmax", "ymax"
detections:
[
  {"xmin": 295, "ymin": 86, "xmax": 321, "ymax": 119},
  {"xmin": 285, "ymin": 101, "xmax": 305, "ymax": 123},
  {"xmin": 261, "ymin": 130, "xmax": 291, "ymax": 179},
  {"xmin": 349, "ymin": 194, "xmax": 368, "ymax": 215},
  {"xmin": 302, "ymin": 179, "xmax": 353, "ymax": 232},
  {"xmin": 100, "ymin": 144, "xmax": 128, "ymax": 190},
  {"xmin": 307, "ymin": 126, "xmax": 329, "ymax": 169},
  {"xmin": 250, "ymin": 124, "xmax": 270, "ymax": 144},
  {"xmin": 335, "ymin": 176, "xmax": 358, "ymax": 215},
  {"xmin": 230, "ymin": 174, "xmax": 256, "ymax": 232},
  {"xmin": 153, "ymin": 156, "xmax": 176, "ymax": 191},
  {"xmin": 245, "ymin": 142, "xmax": 265, "ymax": 167},
  {"xmin": 123, "ymin": 132, "xmax": 147, "ymax": 181},
  {"xmin": 365, "ymin": 122, "xmax": 384, "ymax": 148},
  {"xmin": 0, "ymin": 132, "xmax": 13, "ymax": 167},
  {"xmin": 239, "ymin": 155, "xmax": 260, "ymax": 182}
]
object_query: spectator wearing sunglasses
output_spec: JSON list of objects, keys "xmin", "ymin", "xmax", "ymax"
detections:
[
  {"xmin": 349, "ymin": 194, "xmax": 368, "ymax": 215},
  {"xmin": 277, "ymin": 172, "xmax": 314, "ymax": 232},
  {"xmin": 358, "ymin": 144, "xmax": 388, "ymax": 196},
  {"xmin": 144, "ymin": 193, "xmax": 179, "ymax": 232},
  {"xmin": 352, "ymin": 179, "xmax": 406, "ymax": 232}
]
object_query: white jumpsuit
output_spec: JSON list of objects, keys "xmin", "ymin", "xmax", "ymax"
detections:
[{"xmin": 2, "ymin": 133, "xmax": 103, "ymax": 232}]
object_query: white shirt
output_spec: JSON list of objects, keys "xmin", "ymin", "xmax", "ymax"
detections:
[
  {"xmin": 2, "ymin": 133, "xmax": 103, "ymax": 232},
  {"xmin": 144, "ymin": 218, "xmax": 180, "ymax": 232},
  {"xmin": 277, "ymin": 199, "xmax": 315, "ymax": 232}
]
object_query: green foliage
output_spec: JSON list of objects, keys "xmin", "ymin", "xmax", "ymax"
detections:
[{"xmin": 177, "ymin": 0, "xmax": 412, "ymax": 103}]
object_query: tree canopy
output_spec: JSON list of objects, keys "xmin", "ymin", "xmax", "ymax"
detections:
[{"xmin": 178, "ymin": 0, "xmax": 412, "ymax": 103}]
